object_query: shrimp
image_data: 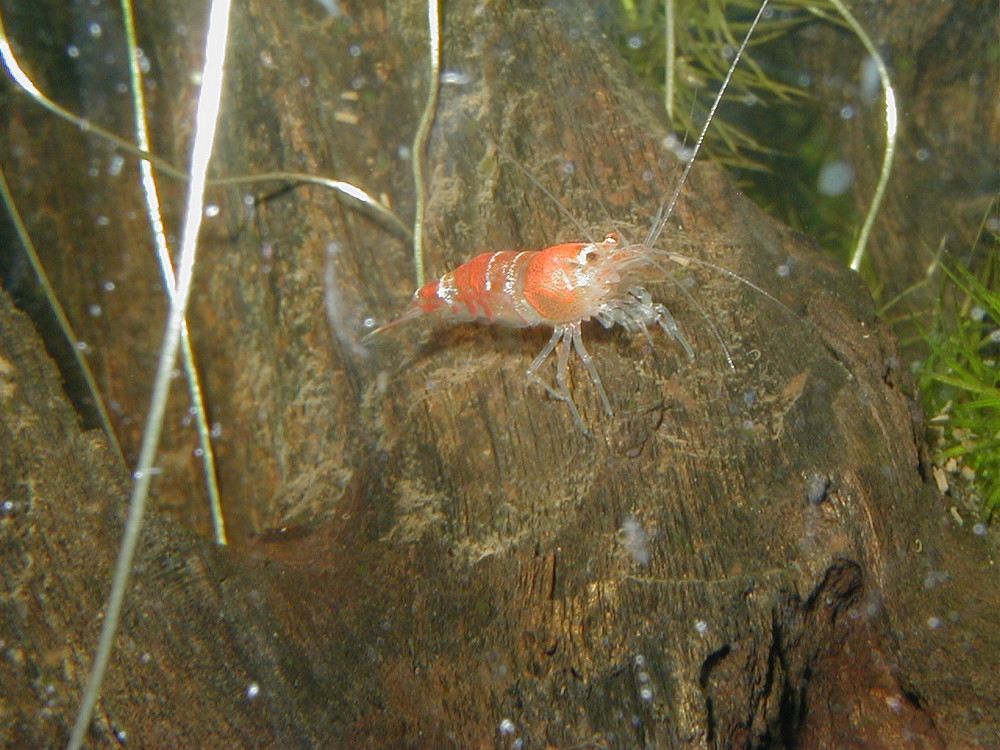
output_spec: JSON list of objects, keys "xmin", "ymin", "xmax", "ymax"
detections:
[
  {"xmin": 368, "ymin": 233, "xmax": 692, "ymax": 433},
  {"xmin": 368, "ymin": 0, "xmax": 772, "ymax": 434}
]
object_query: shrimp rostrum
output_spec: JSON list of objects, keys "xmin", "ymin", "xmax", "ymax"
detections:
[{"xmin": 368, "ymin": 233, "xmax": 691, "ymax": 434}]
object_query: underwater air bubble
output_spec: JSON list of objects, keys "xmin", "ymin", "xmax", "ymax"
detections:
[
  {"xmin": 313, "ymin": 0, "xmax": 343, "ymax": 17},
  {"xmin": 619, "ymin": 515, "xmax": 651, "ymax": 565},
  {"xmin": 440, "ymin": 70, "xmax": 471, "ymax": 85},
  {"xmin": 136, "ymin": 48, "xmax": 151, "ymax": 74},
  {"xmin": 860, "ymin": 54, "xmax": 881, "ymax": 104},
  {"xmin": 663, "ymin": 133, "xmax": 695, "ymax": 163},
  {"xmin": 806, "ymin": 474, "xmax": 829, "ymax": 505},
  {"xmin": 817, "ymin": 161, "xmax": 854, "ymax": 197},
  {"xmin": 108, "ymin": 154, "xmax": 125, "ymax": 176}
]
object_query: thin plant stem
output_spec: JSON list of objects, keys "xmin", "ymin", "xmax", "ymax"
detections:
[
  {"xmin": 411, "ymin": 0, "xmax": 441, "ymax": 288},
  {"xmin": 825, "ymin": 0, "xmax": 898, "ymax": 273},
  {"xmin": 0, "ymin": 167, "xmax": 125, "ymax": 465},
  {"xmin": 66, "ymin": 0, "xmax": 233, "ymax": 744},
  {"xmin": 0, "ymin": 11, "xmax": 407, "ymax": 239},
  {"xmin": 119, "ymin": 0, "xmax": 227, "ymax": 545},
  {"xmin": 211, "ymin": 172, "xmax": 411, "ymax": 240},
  {"xmin": 664, "ymin": 0, "xmax": 676, "ymax": 121}
]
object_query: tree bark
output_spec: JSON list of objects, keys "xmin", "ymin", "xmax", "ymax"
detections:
[{"xmin": 1, "ymin": 0, "xmax": 997, "ymax": 748}]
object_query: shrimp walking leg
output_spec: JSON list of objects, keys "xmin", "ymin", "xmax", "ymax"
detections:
[
  {"xmin": 554, "ymin": 326, "xmax": 588, "ymax": 434},
  {"xmin": 525, "ymin": 325, "xmax": 588, "ymax": 434},
  {"xmin": 526, "ymin": 327, "xmax": 564, "ymax": 400},
  {"xmin": 571, "ymin": 323, "xmax": 613, "ymax": 416}
]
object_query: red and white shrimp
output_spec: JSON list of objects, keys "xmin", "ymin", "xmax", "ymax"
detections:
[
  {"xmin": 368, "ymin": 0, "xmax": 773, "ymax": 434},
  {"xmin": 368, "ymin": 233, "xmax": 692, "ymax": 433}
]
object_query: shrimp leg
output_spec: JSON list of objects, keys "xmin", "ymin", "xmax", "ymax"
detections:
[
  {"xmin": 571, "ymin": 323, "xmax": 613, "ymax": 417},
  {"xmin": 526, "ymin": 325, "xmax": 587, "ymax": 433},
  {"xmin": 526, "ymin": 327, "xmax": 566, "ymax": 401},
  {"xmin": 554, "ymin": 325, "xmax": 588, "ymax": 434}
]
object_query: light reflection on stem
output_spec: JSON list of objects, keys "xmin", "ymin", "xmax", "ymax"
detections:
[
  {"xmin": 824, "ymin": 0, "xmax": 897, "ymax": 273},
  {"xmin": 118, "ymin": 0, "xmax": 227, "ymax": 547},
  {"xmin": 66, "ymin": 0, "xmax": 233, "ymax": 745},
  {"xmin": 410, "ymin": 0, "xmax": 442, "ymax": 288}
]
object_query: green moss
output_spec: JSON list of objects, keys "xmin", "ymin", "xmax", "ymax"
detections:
[{"xmin": 917, "ymin": 235, "xmax": 1000, "ymax": 519}]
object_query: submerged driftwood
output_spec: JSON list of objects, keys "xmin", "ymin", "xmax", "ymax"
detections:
[{"xmin": 1, "ymin": 0, "xmax": 997, "ymax": 747}]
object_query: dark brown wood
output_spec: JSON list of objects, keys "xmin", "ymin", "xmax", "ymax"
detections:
[{"xmin": 1, "ymin": 0, "xmax": 997, "ymax": 748}]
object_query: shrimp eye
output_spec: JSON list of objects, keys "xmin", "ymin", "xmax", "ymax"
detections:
[{"xmin": 584, "ymin": 250, "xmax": 599, "ymax": 263}]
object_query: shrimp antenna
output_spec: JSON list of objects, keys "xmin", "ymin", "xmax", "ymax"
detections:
[
  {"xmin": 645, "ymin": 0, "xmax": 770, "ymax": 250},
  {"xmin": 668, "ymin": 274, "xmax": 736, "ymax": 371},
  {"xmin": 656, "ymin": 250, "xmax": 802, "ymax": 322}
]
